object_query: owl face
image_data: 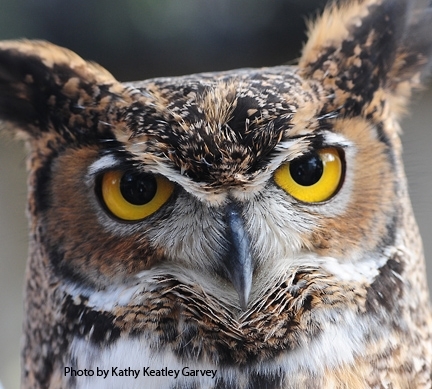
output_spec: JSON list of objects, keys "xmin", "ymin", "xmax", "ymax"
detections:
[
  {"xmin": 1, "ymin": 0, "xmax": 432, "ymax": 387},
  {"xmin": 43, "ymin": 69, "xmax": 395, "ymax": 311}
]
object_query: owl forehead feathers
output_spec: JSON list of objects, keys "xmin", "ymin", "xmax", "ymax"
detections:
[{"xmin": 117, "ymin": 71, "xmax": 323, "ymax": 186}]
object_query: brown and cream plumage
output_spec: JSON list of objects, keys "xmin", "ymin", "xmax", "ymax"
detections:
[{"xmin": 0, "ymin": 0, "xmax": 431, "ymax": 388}]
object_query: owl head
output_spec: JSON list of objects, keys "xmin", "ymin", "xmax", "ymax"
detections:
[{"xmin": 0, "ymin": 0, "xmax": 432, "ymax": 386}]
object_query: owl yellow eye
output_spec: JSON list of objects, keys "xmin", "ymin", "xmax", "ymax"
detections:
[
  {"xmin": 274, "ymin": 148, "xmax": 343, "ymax": 203},
  {"xmin": 101, "ymin": 170, "xmax": 174, "ymax": 221}
]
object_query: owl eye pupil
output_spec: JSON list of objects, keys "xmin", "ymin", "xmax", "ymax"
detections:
[
  {"xmin": 120, "ymin": 171, "xmax": 157, "ymax": 205},
  {"xmin": 289, "ymin": 153, "xmax": 323, "ymax": 186}
]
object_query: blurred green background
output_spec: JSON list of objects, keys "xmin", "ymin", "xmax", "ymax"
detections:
[{"xmin": 0, "ymin": 1, "xmax": 431, "ymax": 389}]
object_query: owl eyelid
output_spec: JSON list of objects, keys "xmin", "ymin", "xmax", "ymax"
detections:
[
  {"xmin": 88, "ymin": 155, "xmax": 158, "ymax": 179},
  {"xmin": 88, "ymin": 154, "xmax": 124, "ymax": 177},
  {"xmin": 278, "ymin": 129, "xmax": 351, "ymax": 165},
  {"xmin": 282, "ymin": 144, "xmax": 344, "ymax": 164}
]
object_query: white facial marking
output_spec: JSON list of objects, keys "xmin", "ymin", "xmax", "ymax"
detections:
[{"xmin": 88, "ymin": 154, "xmax": 119, "ymax": 176}]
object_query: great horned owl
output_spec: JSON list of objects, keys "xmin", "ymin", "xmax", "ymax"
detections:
[{"xmin": 0, "ymin": 0, "xmax": 431, "ymax": 388}]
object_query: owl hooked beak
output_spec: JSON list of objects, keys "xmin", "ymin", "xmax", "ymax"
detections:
[{"xmin": 223, "ymin": 202, "xmax": 254, "ymax": 310}]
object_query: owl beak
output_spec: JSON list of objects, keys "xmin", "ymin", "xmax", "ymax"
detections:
[{"xmin": 223, "ymin": 202, "xmax": 254, "ymax": 311}]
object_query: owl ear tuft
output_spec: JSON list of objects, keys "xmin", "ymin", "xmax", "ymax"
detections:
[
  {"xmin": 0, "ymin": 40, "xmax": 128, "ymax": 138},
  {"xmin": 299, "ymin": 0, "xmax": 432, "ymax": 120}
]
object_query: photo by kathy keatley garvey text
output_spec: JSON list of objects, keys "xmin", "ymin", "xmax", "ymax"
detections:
[{"xmin": 64, "ymin": 366, "xmax": 218, "ymax": 379}]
